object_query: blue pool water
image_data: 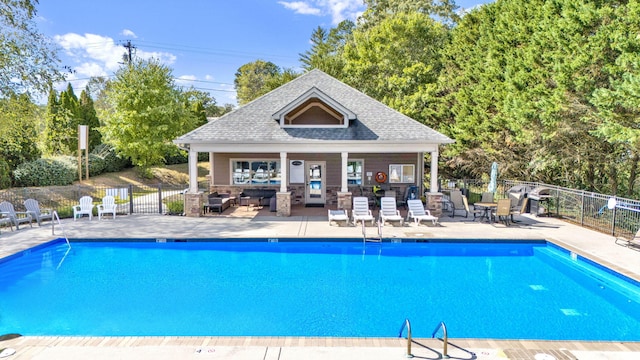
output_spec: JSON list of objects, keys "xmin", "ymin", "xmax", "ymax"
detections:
[{"xmin": 1, "ymin": 239, "xmax": 640, "ymax": 340}]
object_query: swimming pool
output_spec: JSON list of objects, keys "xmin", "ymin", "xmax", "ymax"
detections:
[{"xmin": 1, "ymin": 239, "xmax": 639, "ymax": 340}]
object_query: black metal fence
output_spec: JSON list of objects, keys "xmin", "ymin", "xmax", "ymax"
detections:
[
  {"xmin": 445, "ymin": 179, "xmax": 640, "ymax": 239},
  {"xmin": 0, "ymin": 183, "xmax": 189, "ymax": 219},
  {"xmin": 3, "ymin": 179, "xmax": 640, "ymax": 238}
]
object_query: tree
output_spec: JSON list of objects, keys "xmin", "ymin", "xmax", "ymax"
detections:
[
  {"xmin": 78, "ymin": 88, "xmax": 102, "ymax": 151},
  {"xmin": 360, "ymin": 0, "xmax": 459, "ymax": 28},
  {"xmin": 342, "ymin": 12, "xmax": 448, "ymax": 122},
  {"xmin": 0, "ymin": 93, "xmax": 42, "ymax": 176},
  {"xmin": 0, "ymin": 0, "xmax": 62, "ymax": 96},
  {"xmin": 99, "ymin": 59, "xmax": 198, "ymax": 175},
  {"xmin": 299, "ymin": 21, "xmax": 355, "ymax": 78},
  {"xmin": 41, "ymin": 84, "xmax": 100, "ymax": 156},
  {"xmin": 234, "ymin": 60, "xmax": 281, "ymax": 105}
]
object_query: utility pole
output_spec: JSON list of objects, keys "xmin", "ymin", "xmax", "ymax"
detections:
[{"xmin": 121, "ymin": 40, "xmax": 136, "ymax": 65}]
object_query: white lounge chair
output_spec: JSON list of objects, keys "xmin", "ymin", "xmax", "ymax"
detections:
[
  {"xmin": 328, "ymin": 209, "xmax": 349, "ymax": 226},
  {"xmin": 351, "ymin": 196, "xmax": 375, "ymax": 226},
  {"xmin": 73, "ymin": 196, "xmax": 94, "ymax": 221},
  {"xmin": 0, "ymin": 201, "xmax": 32, "ymax": 230},
  {"xmin": 97, "ymin": 195, "xmax": 117, "ymax": 220},
  {"xmin": 24, "ymin": 199, "xmax": 53, "ymax": 226},
  {"xmin": 406, "ymin": 199, "xmax": 438, "ymax": 226},
  {"xmin": 379, "ymin": 196, "xmax": 404, "ymax": 226}
]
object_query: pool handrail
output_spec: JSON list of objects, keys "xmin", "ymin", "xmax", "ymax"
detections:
[
  {"xmin": 362, "ymin": 219, "xmax": 383, "ymax": 243},
  {"xmin": 398, "ymin": 318, "xmax": 413, "ymax": 358},
  {"xmin": 431, "ymin": 321, "xmax": 449, "ymax": 359},
  {"xmin": 51, "ymin": 210, "xmax": 71, "ymax": 249}
]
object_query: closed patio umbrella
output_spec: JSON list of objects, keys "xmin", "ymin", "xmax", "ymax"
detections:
[{"xmin": 487, "ymin": 162, "xmax": 498, "ymax": 193}]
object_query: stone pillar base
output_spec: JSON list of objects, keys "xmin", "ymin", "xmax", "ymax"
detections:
[
  {"xmin": 277, "ymin": 192, "xmax": 291, "ymax": 217},
  {"xmin": 426, "ymin": 192, "xmax": 444, "ymax": 217},
  {"xmin": 337, "ymin": 192, "xmax": 352, "ymax": 210},
  {"xmin": 184, "ymin": 192, "xmax": 204, "ymax": 217}
]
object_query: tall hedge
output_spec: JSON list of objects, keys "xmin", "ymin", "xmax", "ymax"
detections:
[{"xmin": 13, "ymin": 157, "xmax": 77, "ymax": 186}]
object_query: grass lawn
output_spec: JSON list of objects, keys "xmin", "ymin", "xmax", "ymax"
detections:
[{"xmin": 77, "ymin": 162, "xmax": 210, "ymax": 187}]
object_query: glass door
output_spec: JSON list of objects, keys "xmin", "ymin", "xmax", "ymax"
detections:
[{"xmin": 305, "ymin": 161, "xmax": 325, "ymax": 204}]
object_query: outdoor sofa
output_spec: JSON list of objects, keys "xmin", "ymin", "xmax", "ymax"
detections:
[
  {"xmin": 207, "ymin": 192, "xmax": 231, "ymax": 214},
  {"xmin": 239, "ymin": 189, "xmax": 276, "ymax": 207}
]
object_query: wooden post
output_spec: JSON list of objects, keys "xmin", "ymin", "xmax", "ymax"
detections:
[{"xmin": 78, "ymin": 125, "xmax": 89, "ymax": 181}]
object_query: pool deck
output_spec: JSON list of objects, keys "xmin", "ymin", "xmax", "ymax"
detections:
[{"xmin": 1, "ymin": 206, "xmax": 640, "ymax": 360}]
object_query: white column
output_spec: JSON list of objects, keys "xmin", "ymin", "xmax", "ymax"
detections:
[
  {"xmin": 189, "ymin": 149, "xmax": 198, "ymax": 193},
  {"xmin": 280, "ymin": 152, "xmax": 288, "ymax": 193},
  {"xmin": 430, "ymin": 150, "xmax": 439, "ymax": 193},
  {"xmin": 208, "ymin": 152, "xmax": 214, "ymax": 187},
  {"xmin": 341, "ymin": 151, "xmax": 348, "ymax": 192}
]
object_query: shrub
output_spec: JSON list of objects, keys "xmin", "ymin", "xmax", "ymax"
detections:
[
  {"xmin": 165, "ymin": 200, "xmax": 184, "ymax": 215},
  {"xmin": 82, "ymin": 153, "xmax": 107, "ymax": 177},
  {"xmin": 13, "ymin": 157, "xmax": 77, "ymax": 187},
  {"xmin": 164, "ymin": 148, "xmax": 209, "ymax": 165},
  {"xmin": 0, "ymin": 159, "xmax": 11, "ymax": 189},
  {"xmin": 92, "ymin": 144, "xmax": 132, "ymax": 173}
]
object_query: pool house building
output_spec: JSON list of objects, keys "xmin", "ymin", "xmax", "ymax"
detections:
[{"xmin": 174, "ymin": 69, "xmax": 453, "ymax": 217}]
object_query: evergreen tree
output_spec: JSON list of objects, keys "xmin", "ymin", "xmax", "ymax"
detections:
[{"xmin": 78, "ymin": 88, "xmax": 102, "ymax": 151}]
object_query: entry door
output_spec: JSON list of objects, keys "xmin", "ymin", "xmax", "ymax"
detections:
[{"xmin": 305, "ymin": 161, "xmax": 326, "ymax": 204}]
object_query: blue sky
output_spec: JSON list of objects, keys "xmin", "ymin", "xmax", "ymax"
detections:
[{"xmin": 36, "ymin": 0, "xmax": 489, "ymax": 106}]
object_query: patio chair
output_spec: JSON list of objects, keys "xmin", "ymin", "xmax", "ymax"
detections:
[
  {"xmin": 24, "ymin": 199, "xmax": 53, "ymax": 226},
  {"xmin": 0, "ymin": 212, "xmax": 14, "ymax": 233},
  {"xmin": 510, "ymin": 197, "xmax": 529, "ymax": 222},
  {"xmin": 351, "ymin": 196, "xmax": 375, "ymax": 226},
  {"xmin": 406, "ymin": 199, "xmax": 438, "ymax": 226},
  {"xmin": 449, "ymin": 190, "xmax": 468, "ymax": 218},
  {"xmin": 328, "ymin": 209, "xmax": 349, "ymax": 226},
  {"xmin": 615, "ymin": 228, "xmax": 640, "ymax": 251},
  {"xmin": 464, "ymin": 197, "xmax": 487, "ymax": 221},
  {"xmin": 480, "ymin": 192, "xmax": 494, "ymax": 203},
  {"xmin": 73, "ymin": 196, "xmax": 94, "ymax": 221},
  {"xmin": 379, "ymin": 196, "xmax": 404, "ymax": 226},
  {"xmin": 97, "ymin": 195, "xmax": 117, "ymax": 220},
  {"xmin": 493, "ymin": 199, "xmax": 512, "ymax": 226},
  {"xmin": 400, "ymin": 185, "xmax": 419, "ymax": 210},
  {"xmin": 0, "ymin": 201, "xmax": 32, "ymax": 230}
]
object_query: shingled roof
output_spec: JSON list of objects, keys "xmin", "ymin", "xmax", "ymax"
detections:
[{"xmin": 175, "ymin": 69, "xmax": 453, "ymax": 146}]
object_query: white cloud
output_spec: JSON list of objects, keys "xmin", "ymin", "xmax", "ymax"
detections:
[
  {"xmin": 120, "ymin": 29, "xmax": 137, "ymax": 38},
  {"xmin": 54, "ymin": 32, "xmax": 177, "ymax": 77},
  {"xmin": 278, "ymin": 1, "xmax": 321, "ymax": 15},
  {"xmin": 175, "ymin": 75, "xmax": 197, "ymax": 86},
  {"xmin": 278, "ymin": 0, "xmax": 364, "ymax": 25}
]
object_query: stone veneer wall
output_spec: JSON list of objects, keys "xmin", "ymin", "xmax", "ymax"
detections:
[
  {"xmin": 337, "ymin": 192, "xmax": 352, "ymax": 210},
  {"xmin": 425, "ymin": 192, "xmax": 444, "ymax": 217},
  {"xmin": 184, "ymin": 192, "xmax": 204, "ymax": 217},
  {"xmin": 276, "ymin": 192, "xmax": 291, "ymax": 217}
]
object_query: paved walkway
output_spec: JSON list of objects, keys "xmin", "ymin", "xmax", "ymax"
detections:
[{"xmin": 1, "ymin": 209, "xmax": 640, "ymax": 359}]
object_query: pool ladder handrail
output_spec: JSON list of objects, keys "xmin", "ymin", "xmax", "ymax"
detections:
[
  {"xmin": 398, "ymin": 318, "xmax": 413, "ymax": 358},
  {"xmin": 432, "ymin": 321, "xmax": 449, "ymax": 359},
  {"xmin": 361, "ymin": 219, "xmax": 383, "ymax": 243},
  {"xmin": 52, "ymin": 210, "xmax": 71, "ymax": 248},
  {"xmin": 52, "ymin": 210, "xmax": 71, "ymax": 270}
]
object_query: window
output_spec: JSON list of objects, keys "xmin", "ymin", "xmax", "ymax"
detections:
[
  {"xmin": 388, "ymin": 164, "xmax": 415, "ymax": 184},
  {"xmin": 347, "ymin": 159, "xmax": 363, "ymax": 185},
  {"xmin": 232, "ymin": 160, "xmax": 281, "ymax": 185}
]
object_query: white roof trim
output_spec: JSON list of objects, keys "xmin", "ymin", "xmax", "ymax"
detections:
[{"xmin": 272, "ymin": 87, "xmax": 357, "ymax": 128}]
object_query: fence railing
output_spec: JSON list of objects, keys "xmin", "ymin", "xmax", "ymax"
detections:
[
  {"xmin": 444, "ymin": 179, "xmax": 640, "ymax": 239},
  {"xmin": 3, "ymin": 179, "xmax": 640, "ymax": 239},
  {"xmin": 0, "ymin": 183, "xmax": 191, "ymax": 219}
]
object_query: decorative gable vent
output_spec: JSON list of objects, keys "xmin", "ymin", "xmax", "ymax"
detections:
[{"xmin": 272, "ymin": 87, "xmax": 356, "ymax": 128}]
